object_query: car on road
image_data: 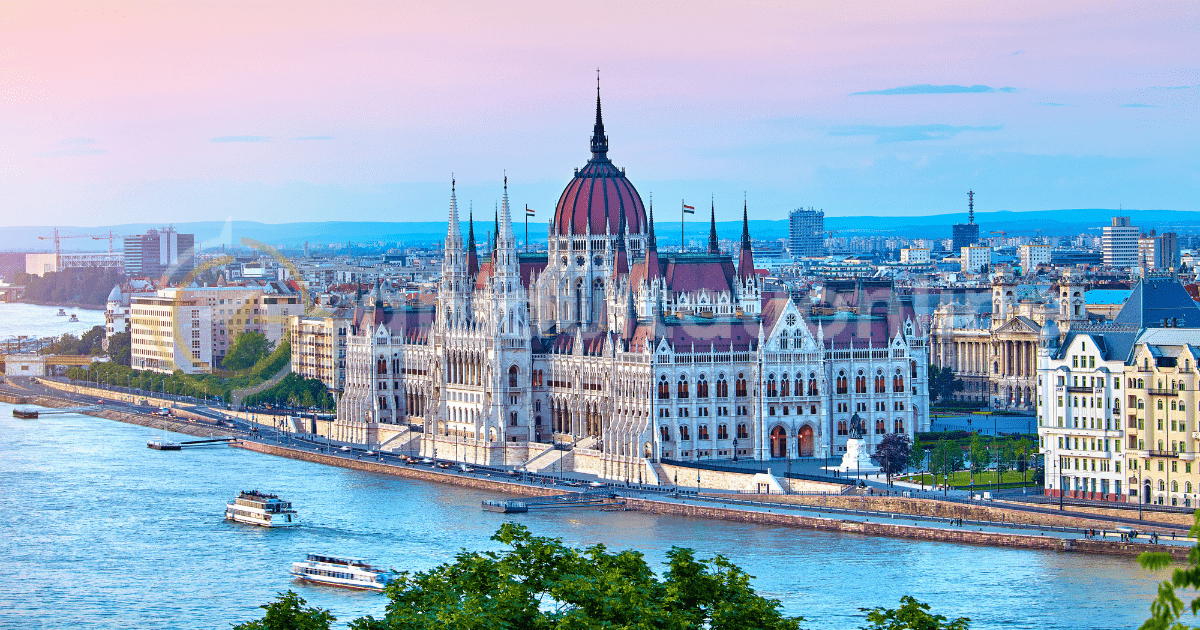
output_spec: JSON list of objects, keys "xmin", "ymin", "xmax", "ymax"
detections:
[
  {"xmin": 435, "ymin": 461, "xmax": 453, "ymax": 469},
  {"xmin": 403, "ymin": 456, "xmax": 420, "ymax": 464},
  {"xmin": 420, "ymin": 458, "xmax": 434, "ymax": 465},
  {"xmin": 459, "ymin": 465, "xmax": 474, "ymax": 473},
  {"xmin": 338, "ymin": 446, "xmax": 351, "ymax": 452}
]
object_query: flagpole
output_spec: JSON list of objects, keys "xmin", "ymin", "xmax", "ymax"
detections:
[
  {"xmin": 681, "ymin": 199, "xmax": 685, "ymax": 253},
  {"xmin": 525, "ymin": 204, "xmax": 529, "ymax": 252}
]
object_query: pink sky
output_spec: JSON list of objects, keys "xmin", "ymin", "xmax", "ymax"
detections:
[{"xmin": 1, "ymin": 1, "xmax": 1196, "ymax": 226}]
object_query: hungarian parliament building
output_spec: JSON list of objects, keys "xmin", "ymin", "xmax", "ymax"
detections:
[{"xmin": 332, "ymin": 90, "xmax": 930, "ymax": 482}]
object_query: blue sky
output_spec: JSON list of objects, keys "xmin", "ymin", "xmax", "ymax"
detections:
[{"xmin": 0, "ymin": 2, "xmax": 1196, "ymax": 227}]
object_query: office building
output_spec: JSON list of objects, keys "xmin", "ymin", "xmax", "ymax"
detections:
[
  {"xmin": 1018, "ymin": 244, "xmax": 1051, "ymax": 272},
  {"xmin": 1102, "ymin": 217, "xmax": 1138, "ymax": 269},
  {"xmin": 123, "ymin": 228, "xmax": 196, "ymax": 279},
  {"xmin": 788, "ymin": 208, "xmax": 825, "ymax": 257}
]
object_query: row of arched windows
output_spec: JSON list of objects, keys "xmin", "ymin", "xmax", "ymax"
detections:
[{"xmin": 658, "ymin": 373, "xmax": 749, "ymax": 399}]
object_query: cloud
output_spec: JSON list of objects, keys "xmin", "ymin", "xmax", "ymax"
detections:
[
  {"xmin": 210, "ymin": 135, "xmax": 272, "ymax": 143},
  {"xmin": 850, "ymin": 84, "xmax": 1017, "ymax": 96},
  {"xmin": 830, "ymin": 124, "xmax": 1002, "ymax": 143},
  {"xmin": 1121, "ymin": 103, "xmax": 1154, "ymax": 108},
  {"xmin": 56, "ymin": 137, "xmax": 98, "ymax": 146},
  {"xmin": 31, "ymin": 147, "xmax": 107, "ymax": 157},
  {"xmin": 296, "ymin": 136, "xmax": 333, "ymax": 140}
]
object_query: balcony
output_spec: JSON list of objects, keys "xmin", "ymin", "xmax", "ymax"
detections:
[
  {"xmin": 1147, "ymin": 449, "xmax": 1179, "ymax": 458},
  {"xmin": 1146, "ymin": 388, "xmax": 1178, "ymax": 396},
  {"xmin": 1065, "ymin": 386, "xmax": 1092, "ymax": 394}
]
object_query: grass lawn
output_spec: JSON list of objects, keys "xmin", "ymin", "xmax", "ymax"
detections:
[{"xmin": 902, "ymin": 470, "xmax": 1039, "ymax": 487}]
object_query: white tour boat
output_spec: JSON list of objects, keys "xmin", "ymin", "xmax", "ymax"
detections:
[
  {"xmin": 225, "ymin": 490, "xmax": 300, "ymax": 527},
  {"xmin": 290, "ymin": 553, "xmax": 392, "ymax": 590}
]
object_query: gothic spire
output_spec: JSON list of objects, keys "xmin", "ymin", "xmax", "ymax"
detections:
[
  {"xmin": 613, "ymin": 206, "xmax": 628, "ymax": 278},
  {"xmin": 466, "ymin": 207, "xmax": 479, "ymax": 278},
  {"xmin": 645, "ymin": 205, "xmax": 660, "ymax": 279},
  {"xmin": 708, "ymin": 198, "xmax": 719, "ymax": 255},
  {"xmin": 738, "ymin": 197, "xmax": 755, "ymax": 280},
  {"xmin": 590, "ymin": 69, "xmax": 609, "ymax": 160},
  {"xmin": 445, "ymin": 176, "xmax": 463, "ymax": 251}
]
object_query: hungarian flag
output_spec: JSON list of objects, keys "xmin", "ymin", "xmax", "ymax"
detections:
[
  {"xmin": 525, "ymin": 205, "xmax": 535, "ymax": 216},
  {"xmin": 682, "ymin": 203, "xmax": 695, "ymax": 214}
]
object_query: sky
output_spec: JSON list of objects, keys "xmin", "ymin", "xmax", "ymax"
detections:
[{"xmin": 0, "ymin": 1, "xmax": 1196, "ymax": 228}]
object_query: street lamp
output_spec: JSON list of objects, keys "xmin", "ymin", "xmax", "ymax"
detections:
[{"xmin": 733, "ymin": 437, "xmax": 738, "ymax": 463}]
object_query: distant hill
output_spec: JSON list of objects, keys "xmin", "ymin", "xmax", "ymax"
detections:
[{"xmin": 2, "ymin": 209, "xmax": 1197, "ymax": 252}]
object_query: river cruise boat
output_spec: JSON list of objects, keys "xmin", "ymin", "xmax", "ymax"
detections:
[
  {"xmin": 290, "ymin": 553, "xmax": 392, "ymax": 590},
  {"xmin": 225, "ymin": 490, "xmax": 300, "ymax": 527},
  {"xmin": 56, "ymin": 308, "xmax": 66, "ymax": 316},
  {"xmin": 68, "ymin": 313, "xmax": 79, "ymax": 322}
]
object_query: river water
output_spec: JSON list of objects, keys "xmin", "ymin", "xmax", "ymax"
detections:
[
  {"xmin": 0, "ymin": 402, "xmax": 1168, "ymax": 629},
  {"xmin": 0, "ymin": 302, "xmax": 106, "ymax": 340}
]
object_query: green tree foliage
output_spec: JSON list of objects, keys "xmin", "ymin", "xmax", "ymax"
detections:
[
  {"xmin": 345, "ymin": 523, "xmax": 803, "ymax": 630},
  {"xmin": 968, "ymin": 433, "xmax": 990, "ymax": 477},
  {"xmin": 1139, "ymin": 511, "xmax": 1200, "ymax": 630},
  {"xmin": 244, "ymin": 372, "xmax": 333, "ymax": 409},
  {"xmin": 872, "ymin": 433, "xmax": 912, "ymax": 486},
  {"xmin": 909, "ymin": 434, "xmax": 926, "ymax": 470},
  {"xmin": 40, "ymin": 326, "xmax": 106, "ymax": 356},
  {"xmin": 861, "ymin": 595, "xmax": 971, "ymax": 630},
  {"xmin": 223, "ymin": 332, "xmax": 274, "ymax": 370},
  {"xmin": 233, "ymin": 590, "xmax": 335, "ymax": 630},
  {"xmin": 106, "ymin": 331, "xmax": 131, "ymax": 366},
  {"xmin": 17, "ymin": 268, "xmax": 125, "ymax": 305},
  {"xmin": 929, "ymin": 439, "xmax": 960, "ymax": 487},
  {"xmin": 928, "ymin": 365, "xmax": 965, "ymax": 404}
]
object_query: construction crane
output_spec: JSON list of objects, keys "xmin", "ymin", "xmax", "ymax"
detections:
[{"xmin": 39, "ymin": 228, "xmax": 127, "ymax": 269}]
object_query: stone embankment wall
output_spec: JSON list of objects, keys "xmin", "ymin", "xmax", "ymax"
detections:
[
  {"xmin": 658, "ymin": 462, "xmax": 845, "ymax": 494},
  {"xmin": 625, "ymin": 497, "xmax": 1190, "ymax": 560},
  {"xmin": 730, "ymin": 493, "xmax": 1187, "ymax": 534},
  {"xmin": 235, "ymin": 440, "xmax": 561, "ymax": 498}
]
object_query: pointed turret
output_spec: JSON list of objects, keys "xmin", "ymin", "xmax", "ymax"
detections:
[
  {"xmin": 612, "ymin": 207, "xmax": 629, "ymax": 279},
  {"xmin": 707, "ymin": 200, "xmax": 719, "ymax": 254},
  {"xmin": 738, "ymin": 199, "xmax": 755, "ymax": 280},
  {"xmin": 466, "ymin": 210, "xmax": 479, "ymax": 279},
  {"xmin": 644, "ymin": 205, "xmax": 660, "ymax": 279}
]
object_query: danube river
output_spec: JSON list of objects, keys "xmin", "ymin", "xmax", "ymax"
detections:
[
  {"xmin": 0, "ymin": 302, "xmax": 106, "ymax": 340},
  {"xmin": 0, "ymin": 403, "xmax": 1167, "ymax": 629}
]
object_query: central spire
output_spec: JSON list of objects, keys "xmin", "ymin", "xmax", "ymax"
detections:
[{"xmin": 590, "ymin": 68, "xmax": 609, "ymax": 160}]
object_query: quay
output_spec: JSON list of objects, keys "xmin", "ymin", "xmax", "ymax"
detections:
[{"xmin": 5, "ymin": 377, "xmax": 1196, "ymax": 561}]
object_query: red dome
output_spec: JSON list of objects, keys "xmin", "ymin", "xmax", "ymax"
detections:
[
  {"xmin": 554, "ymin": 161, "xmax": 646, "ymax": 236},
  {"xmin": 552, "ymin": 88, "xmax": 646, "ymax": 236}
]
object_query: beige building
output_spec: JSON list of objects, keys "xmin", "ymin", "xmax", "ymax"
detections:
[
  {"xmin": 289, "ymin": 308, "xmax": 351, "ymax": 393},
  {"xmin": 131, "ymin": 283, "xmax": 300, "ymax": 374},
  {"xmin": 131, "ymin": 293, "xmax": 213, "ymax": 374},
  {"xmin": 960, "ymin": 245, "xmax": 990, "ymax": 273},
  {"xmin": 1018, "ymin": 244, "xmax": 1051, "ymax": 272},
  {"xmin": 900, "ymin": 248, "xmax": 930, "ymax": 264}
]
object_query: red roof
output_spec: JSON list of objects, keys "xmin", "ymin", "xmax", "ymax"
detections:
[{"xmin": 554, "ymin": 160, "xmax": 646, "ymax": 236}]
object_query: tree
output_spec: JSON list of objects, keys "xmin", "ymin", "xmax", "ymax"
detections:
[
  {"xmin": 909, "ymin": 433, "xmax": 926, "ymax": 472},
  {"xmin": 343, "ymin": 523, "xmax": 803, "ymax": 630},
  {"xmin": 1139, "ymin": 511, "xmax": 1200, "ymax": 630},
  {"xmin": 928, "ymin": 365, "xmax": 965, "ymax": 404},
  {"xmin": 223, "ymin": 331, "xmax": 274, "ymax": 370},
  {"xmin": 233, "ymin": 591, "xmax": 334, "ymax": 630},
  {"xmin": 861, "ymin": 595, "xmax": 971, "ymax": 630},
  {"xmin": 106, "ymin": 331, "xmax": 131, "ymax": 366},
  {"xmin": 968, "ymin": 432, "xmax": 989, "ymax": 480},
  {"xmin": 929, "ymin": 439, "xmax": 958, "ymax": 491},
  {"xmin": 872, "ymin": 433, "xmax": 912, "ymax": 486}
]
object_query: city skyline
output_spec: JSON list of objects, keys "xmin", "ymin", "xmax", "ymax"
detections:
[{"xmin": 2, "ymin": 2, "xmax": 1196, "ymax": 227}]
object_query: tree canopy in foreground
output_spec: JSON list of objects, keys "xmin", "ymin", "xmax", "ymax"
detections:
[{"xmin": 237, "ymin": 524, "xmax": 983, "ymax": 630}]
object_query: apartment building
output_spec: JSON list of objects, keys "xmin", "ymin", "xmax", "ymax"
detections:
[
  {"xmin": 130, "ymin": 283, "xmax": 300, "ymax": 373},
  {"xmin": 289, "ymin": 308, "xmax": 351, "ymax": 393},
  {"xmin": 1102, "ymin": 216, "xmax": 1138, "ymax": 269}
]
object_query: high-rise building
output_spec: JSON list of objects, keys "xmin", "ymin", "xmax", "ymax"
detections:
[
  {"xmin": 1102, "ymin": 216, "xmax": 1138, "ymax": 269},
  {"xmin": 788, "ymin": 208, "xmax": 825, "ymax": 257},
  {"xmin": 1160, "ymin": 232, "xmax": 1180, "ymax": 271},
  {"xmin": 1138, "ymin": 231, "xmax": 1160, "ymax": 271},
  {"xmin": 123, "ymin": 228, "xmax": 196, "ymax": 279},
  {"xmin": 951, "ymin": 190, "xmax": 979, "ymax": 251}
]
